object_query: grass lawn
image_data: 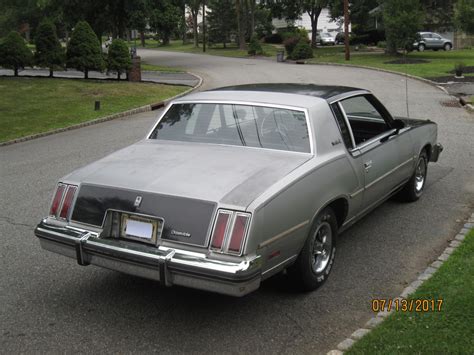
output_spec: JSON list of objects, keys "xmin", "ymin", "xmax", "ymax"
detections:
[
  {"xmin": 347, "ymin": 229, "xmax": 474, "ymax": 354},
  {"xmin": 146, "ymin": 40, "xmax": 281, "ymax": 58},
  {"xmin": 141, "ymin": 62, "xmax": 185, "ymax": 73},
  {"xmin": 308, "ymin": 47, "xmax": 474, "ymax": 79},
  {"xmin": 0, "ymin": 77, "xmax": 187, "ymax": 142}
]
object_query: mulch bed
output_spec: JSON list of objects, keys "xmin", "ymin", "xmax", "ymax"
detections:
[
  {"xmin": 427, "ymin": 75, "xmax": 474, "ymax": 83},
  {"xmin": 384, "ymin": 58, "xmax": 430, "ymax": 64},
  {"xmin": 448, "ymin": 66, "xmax": 474, "ymax": 74}
]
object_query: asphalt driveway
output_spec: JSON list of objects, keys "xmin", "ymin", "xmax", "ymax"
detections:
[{"xmin": 1, "ymin": 49, "xmax": 473, "ymax": 354}]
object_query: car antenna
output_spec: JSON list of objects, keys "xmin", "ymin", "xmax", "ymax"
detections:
[{"xmin": 404, "ymin": 48, "xmax": 410, "ymax": 118}]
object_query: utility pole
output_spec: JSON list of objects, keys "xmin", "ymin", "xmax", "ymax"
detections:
[
  {"xmin": 202, "ymin": 0, "xmax": 206, "ymax": 52},
  {"xmin": 344, "ymin": 0, "xmax": 350, "ymax": 61}
]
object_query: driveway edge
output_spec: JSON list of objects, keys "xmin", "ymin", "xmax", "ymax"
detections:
[
  {"xmin": 326, "ymin": 212, "xmax": 474, "ymax": 354},
  {"xmin": 0, "ymin": 72, "xmax": 203, "ymax": 147}
]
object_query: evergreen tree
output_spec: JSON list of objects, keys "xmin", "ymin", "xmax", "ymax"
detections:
[
  {"xmin": 149, "ymin": 2, "xmax": 181, "ymax": 45},
  {"xmin": 107, "ymin": 39, "xmax": 132, "ymax": 80},
  {"xmin": 66, "ymin": 21, "xmax": 104, "ymax": 79},
  {"xmin": 34, "ymin": 20, "xmax": 64, "ymax": 77},
  {"xmin": 455, "ymin": 0, "xmax": 474, "ymax": 34},
  {"xmin": 207, "ymin": 0, "xmax": 237, "ymax": 48},
  {"xmin": 0, "ymin": 31, "xmax": 33, "ymax": 76}
]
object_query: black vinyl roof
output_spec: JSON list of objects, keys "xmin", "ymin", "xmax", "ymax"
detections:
[{"xmin": 211, "ymin": 83, "xmax": 366, "ymax": 100}]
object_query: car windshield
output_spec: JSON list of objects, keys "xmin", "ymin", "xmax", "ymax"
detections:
[
  {"xmin": 149, "ymin": 103, "xmax": 311, "ymax": 153},
  {"xmin": 322, "ymin": 33, "xmax": 331, "ymax": 38}
]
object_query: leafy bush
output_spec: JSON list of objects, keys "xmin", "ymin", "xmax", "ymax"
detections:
[
  {"xmin": 0, "ymin": 31, "xmax": 33, "ymax": 76},
  {"xmin": 248, "ymin": 35, "xmax": 263, "ymax": 55},
  {"xmin": 34, "ymin": 20, "xmax": 64, "ymax": 77},
  {"xmin": 66, "ymin": 21, "xmax": 104, "ymax": 79},
  {"xmin": 289, "ymin": 41, "xmax": 313, "ymax": 60},
  {"xmin": 264, "ymin": 33, "xmax": 283, "ymax": 44},
  {"xmin": 283, "ymin": 36, "xmax": 301, "ymax": 56},
  {"xmin": 377, "ymin": 41, "xmax": 387, "ymax": 48},
  {"xmin": 107, "ymin": 39, "xmax": 132, "ymax": 80}
]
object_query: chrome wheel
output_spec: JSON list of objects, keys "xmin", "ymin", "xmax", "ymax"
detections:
[
  {"xmin": 311, "ymin": 221, "xmax": 332, "ymax": 274},
  {"xmin": 415, "ymin": 157, "xmax": 427, "ymax": 193}
]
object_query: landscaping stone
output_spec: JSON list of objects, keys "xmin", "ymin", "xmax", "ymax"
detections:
[
  {"xmin": 326, "ymin": 350, "xmax": 344, "ymax": 355},
  {"xmin": 351, "ymin": 328, "xmax": 371, "ymax": 340},
  {"xmin": 337, "ymin": 338, "xmax": 355, "ymax": 351},
  {"xmin": 401, "ymin": 286, "xmax": 415, "ymax": 298},
  {"xmin": 438, "ymin": 253, "xmax": 450, "ymax": 261},
  {"xmin": 365, "ymin": 316, "xmax": 384, "ymax": 329},
  {"xmin": 455, "ymin": 234, "xmax": 466, "ymax": 241},
  {"xmin": 431, "ymin": 260, "xmax": 443, "ymax": 268},
  {"xmin": 450, "ymin": 240, "xmax": 461, "ymax": 247},
  {"xmin": 444, "ymin": 247, "xmax": 455, "ymax": 255}
]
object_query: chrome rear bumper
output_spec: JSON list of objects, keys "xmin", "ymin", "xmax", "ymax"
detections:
[{"xmin": 35, "ymin": 220, "xmax": 262, "ymax": 297}]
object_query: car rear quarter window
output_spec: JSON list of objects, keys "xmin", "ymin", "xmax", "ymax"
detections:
[
  {"xmin": 149, "ymin": 103, "xmax": 311, "ymax": 153},
  {"xmin": 330, "ymin": 103, "xmax": 353, "ymax": 149}
]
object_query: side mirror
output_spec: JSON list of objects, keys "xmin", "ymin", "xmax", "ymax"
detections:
[{"xmin": 392, "ymin": 119, "xmax": 405, "ymax": 131}]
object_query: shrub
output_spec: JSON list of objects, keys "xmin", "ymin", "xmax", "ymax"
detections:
[
  {"xmin": 34, "ymin": 20, "xmax": 64, "ymax": 77},
  {"xmin": 107, "ymin": 39, "xmax": 132, "ymax": 80},
  {"xmin": 66, "ymin": 21, "xmax": 104, "ymax": 79},
  {"xmin": 283, "ymin": 36, "xmax": 301, "ymax": 56},
  {"xmin": 289, "ymin": 40, "xmax": 313, "ymax": 60},
  {"xmin": 455, "ymin": 62, "xmax": 466, "ymax": 76},
  {"xmin": 248, "ymin": 35, "xmax": 263, "ymax": 55},
  {"xmin": 0, "ymin": 31, "xmax": 33, "ymax": 76},
  {"xmin": 264, "ymin": 33, "xmax": 283, "ymax": 44},
  {"xmin": 377, "ymin": 41, "xmax": 387, "ymax": 48}
]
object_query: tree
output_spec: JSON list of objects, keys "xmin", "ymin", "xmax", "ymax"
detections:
[
  {"xmin": 34, "ymin": 20, "xmax": 64, "ymax": 77},
  {"xmin": 329, "ymin": 0, "xmax": 378, "ymax": 34},
  {"xmin": 187, "ymin": 0, "xmax": 201, "ymax": 47},
  {"xmin": 455, "ymin": 0, "xmax": 474, "ymax": 34},
  {"xmin": 207, "ymin": 0, "xmax": 237, "ymax": 48},
  {"xmin": 66, "ymin": 21, "xmax": 104, "ymax": 79},
  {"xmin": 0, "ymin": 31, "xmax": 33, "ymax": 76},
  {"xmin": 420, "ymin": 0, "xmax": 456, "ymax": 32},
  {"xmin": 302, "ymin": 0, "xmax": 328, "ymax": 48},
  {"xmin": 382, "ymin": 0, "xmax": 423, "ymax": 55},
  {"xmin": 235, "ymin": 0, "xmax": 247, "ymax": 49},
  {"xmin": 149, "ymin": 1, "xmax": 181, "ymax": 45},
  {"xmin": 107, "ymin": 38, "xmax": 131, "ymax": 79}
]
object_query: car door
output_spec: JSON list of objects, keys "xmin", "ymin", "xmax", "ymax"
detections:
[
  {"xmin": 337, "ymin": 95, "xmax": 414, "ymax": 209},
  {"xmin": 422, "ymin": 33, "xmax": 433, "ymax": 48},
  {"xmin": 431, "ymin": 34, "xmax": 443, "ymax": 49}
]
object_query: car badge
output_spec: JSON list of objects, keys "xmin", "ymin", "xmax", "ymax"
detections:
[{"xmin": 134, "ymin": 196, "xmax": 142, "ymax": 207}]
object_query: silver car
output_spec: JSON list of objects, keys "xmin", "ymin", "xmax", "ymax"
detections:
[
  {"xmin": 413, "ymin": 32, "xmax": 452, "ymax": 51},
  {"xmin": 35, "ymin": 84, "xmax": 443, "ymax": 296},
  {"xmin": 317, "ymin": 32, "xmax": 336, "ymax": 46}
]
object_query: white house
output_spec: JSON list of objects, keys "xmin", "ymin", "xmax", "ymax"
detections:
[{"xmin": 272, "ymin": 8, "xmax": 350, "ymax": 36}]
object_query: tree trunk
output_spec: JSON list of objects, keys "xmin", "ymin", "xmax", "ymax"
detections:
[
  {"xmin": 49, "ymin": 68, "xmax": 53, "ymax": 77},
  {"xmin": 309, "ymin": 8, "xmax": 322, "ymax": 49},
  {"xmin": 162, "ymin": 34, "xmax": 170, "ymax": 45},
  {"xmin": 236, "ymin": 0, "xmax": 246, "ymax": 50},
  {"xmin": 202, "ymin": 0, "xmax": 206, "ymax": 52},
  {"xmin": 85, "ymin": 69, "xmax": 88, "ymax": 79},
  {"xmin": 140, "ymin": 31, "xmax": 145, "ymax": 47},
  {"xmin": 250, "ymin": 0, "xmax": 255, "ymax": 38},
  {"xmin": 14, "ymin": 67, "xmax": 18, "ymax": 76},
  {"xmin": 117, "ymin": 72, "xmax": 121, "ymax": 80},
  {"xmin": 192, "ymin": 10, "xmax": 199, "ymax": 47}
]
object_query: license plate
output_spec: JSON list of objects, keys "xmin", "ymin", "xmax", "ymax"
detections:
[{"xmin": 120, "ymin": 213, "xmax": 163, "ymax": 245}]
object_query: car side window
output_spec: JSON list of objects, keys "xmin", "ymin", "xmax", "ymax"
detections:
[
  {"xmin": 331, "ymin": 103, "xmax": 353, "ymax": 149},
  {"xmin": 432, "ymin": 34, "xmax": 441, "ymax": 40},
  {"xmin": 339, "ymin": 95, "xmax": 391, "ymax": 146}
]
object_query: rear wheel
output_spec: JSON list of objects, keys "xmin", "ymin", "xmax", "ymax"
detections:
[
  {"xmin": 418, "ymin": 44, "xmax": 425, "ymax": 52},
  {"xmin": 399, "ymin": 150, "xmax": 428, "ymax": 202},
  {"xmin": 289, "ymin": 207, "xmax": 337, "ymax": 291}
]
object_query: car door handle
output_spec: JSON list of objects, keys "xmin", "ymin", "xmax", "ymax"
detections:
[{"xmin": 364, "ymin": 160, "xmax": 372, "ymax": 172}]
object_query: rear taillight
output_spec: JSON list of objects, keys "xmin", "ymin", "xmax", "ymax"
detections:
[
  {"xmin": 49, "ymin": 183, "xmax": 78, "ymax": 219},
  {"xmin": 210, "ymin": 210, "xmax": 251, "ymax": 255},
  {"xmin": 210, "ymin": 211, "xmax": 231, "ymax": 249},
  {"xmin": 49, "ymin": 184, "xmax": 66, "ymax": 216},
  {"xmin": 59, "ymin": 185, "xmax": 77, "ymax": 219},
  {"xmin": 228, "ymin": 214, "xmax": 250, "ymax": 253}
]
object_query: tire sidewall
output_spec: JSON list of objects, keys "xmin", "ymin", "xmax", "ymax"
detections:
[{"xmin": 299, "ymin": 208, "xmax": 338, "ymax": 289}]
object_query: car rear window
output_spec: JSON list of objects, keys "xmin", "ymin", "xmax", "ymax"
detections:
[{"xmin": 149, "ymin": 103, "xmax": 311, "ymax": 153}]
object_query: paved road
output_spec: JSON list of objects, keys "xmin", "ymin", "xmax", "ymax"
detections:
[{"xmin": 1, "ymin": 49, "xmax": 473, "ymax": 354}]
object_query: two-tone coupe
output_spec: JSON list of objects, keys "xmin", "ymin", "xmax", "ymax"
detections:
[{"xmin": 35, "ymin": 84, "xmax": 443, "ymax": 296}]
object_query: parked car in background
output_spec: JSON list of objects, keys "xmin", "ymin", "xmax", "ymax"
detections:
[
  {"xmin": 413, "ymin": 32, "xmax": 452, "ymax": 51},
  {"xmin": 35, "ymin": 84, "xmax": 443, "ymax": 297},
  {"xmin": 317, "ymin": 32, "xmax": 336, "ymax": 45}
]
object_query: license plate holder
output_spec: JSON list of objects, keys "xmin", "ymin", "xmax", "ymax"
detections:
[{"xmin": 120, "ymin": 213, "xmax": 164, "ymax": 245}]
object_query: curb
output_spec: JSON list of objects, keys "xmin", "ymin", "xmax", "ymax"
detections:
[
  {"xmin": 327, "ymin": 212, "xmax": 474, "ymax": 354},
  {"xmin": 459, "ymin": 97, "xmax": 474, "ymax": 112},
  {"xmin": 0, "ymin": 72, "xmax": 203, "ymax": 147}
]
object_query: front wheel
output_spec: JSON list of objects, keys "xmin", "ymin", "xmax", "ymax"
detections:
[
  {"xmin": 289, "ymin": 207, "xmax": 337, "ymax": 291},
  {"xmin": 399, "ymin": 150, "xmax": 428, "ymax": 202},
  {"xmin": 444, "ymin": 43, "xmax": 452, "ymax": 51}
]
